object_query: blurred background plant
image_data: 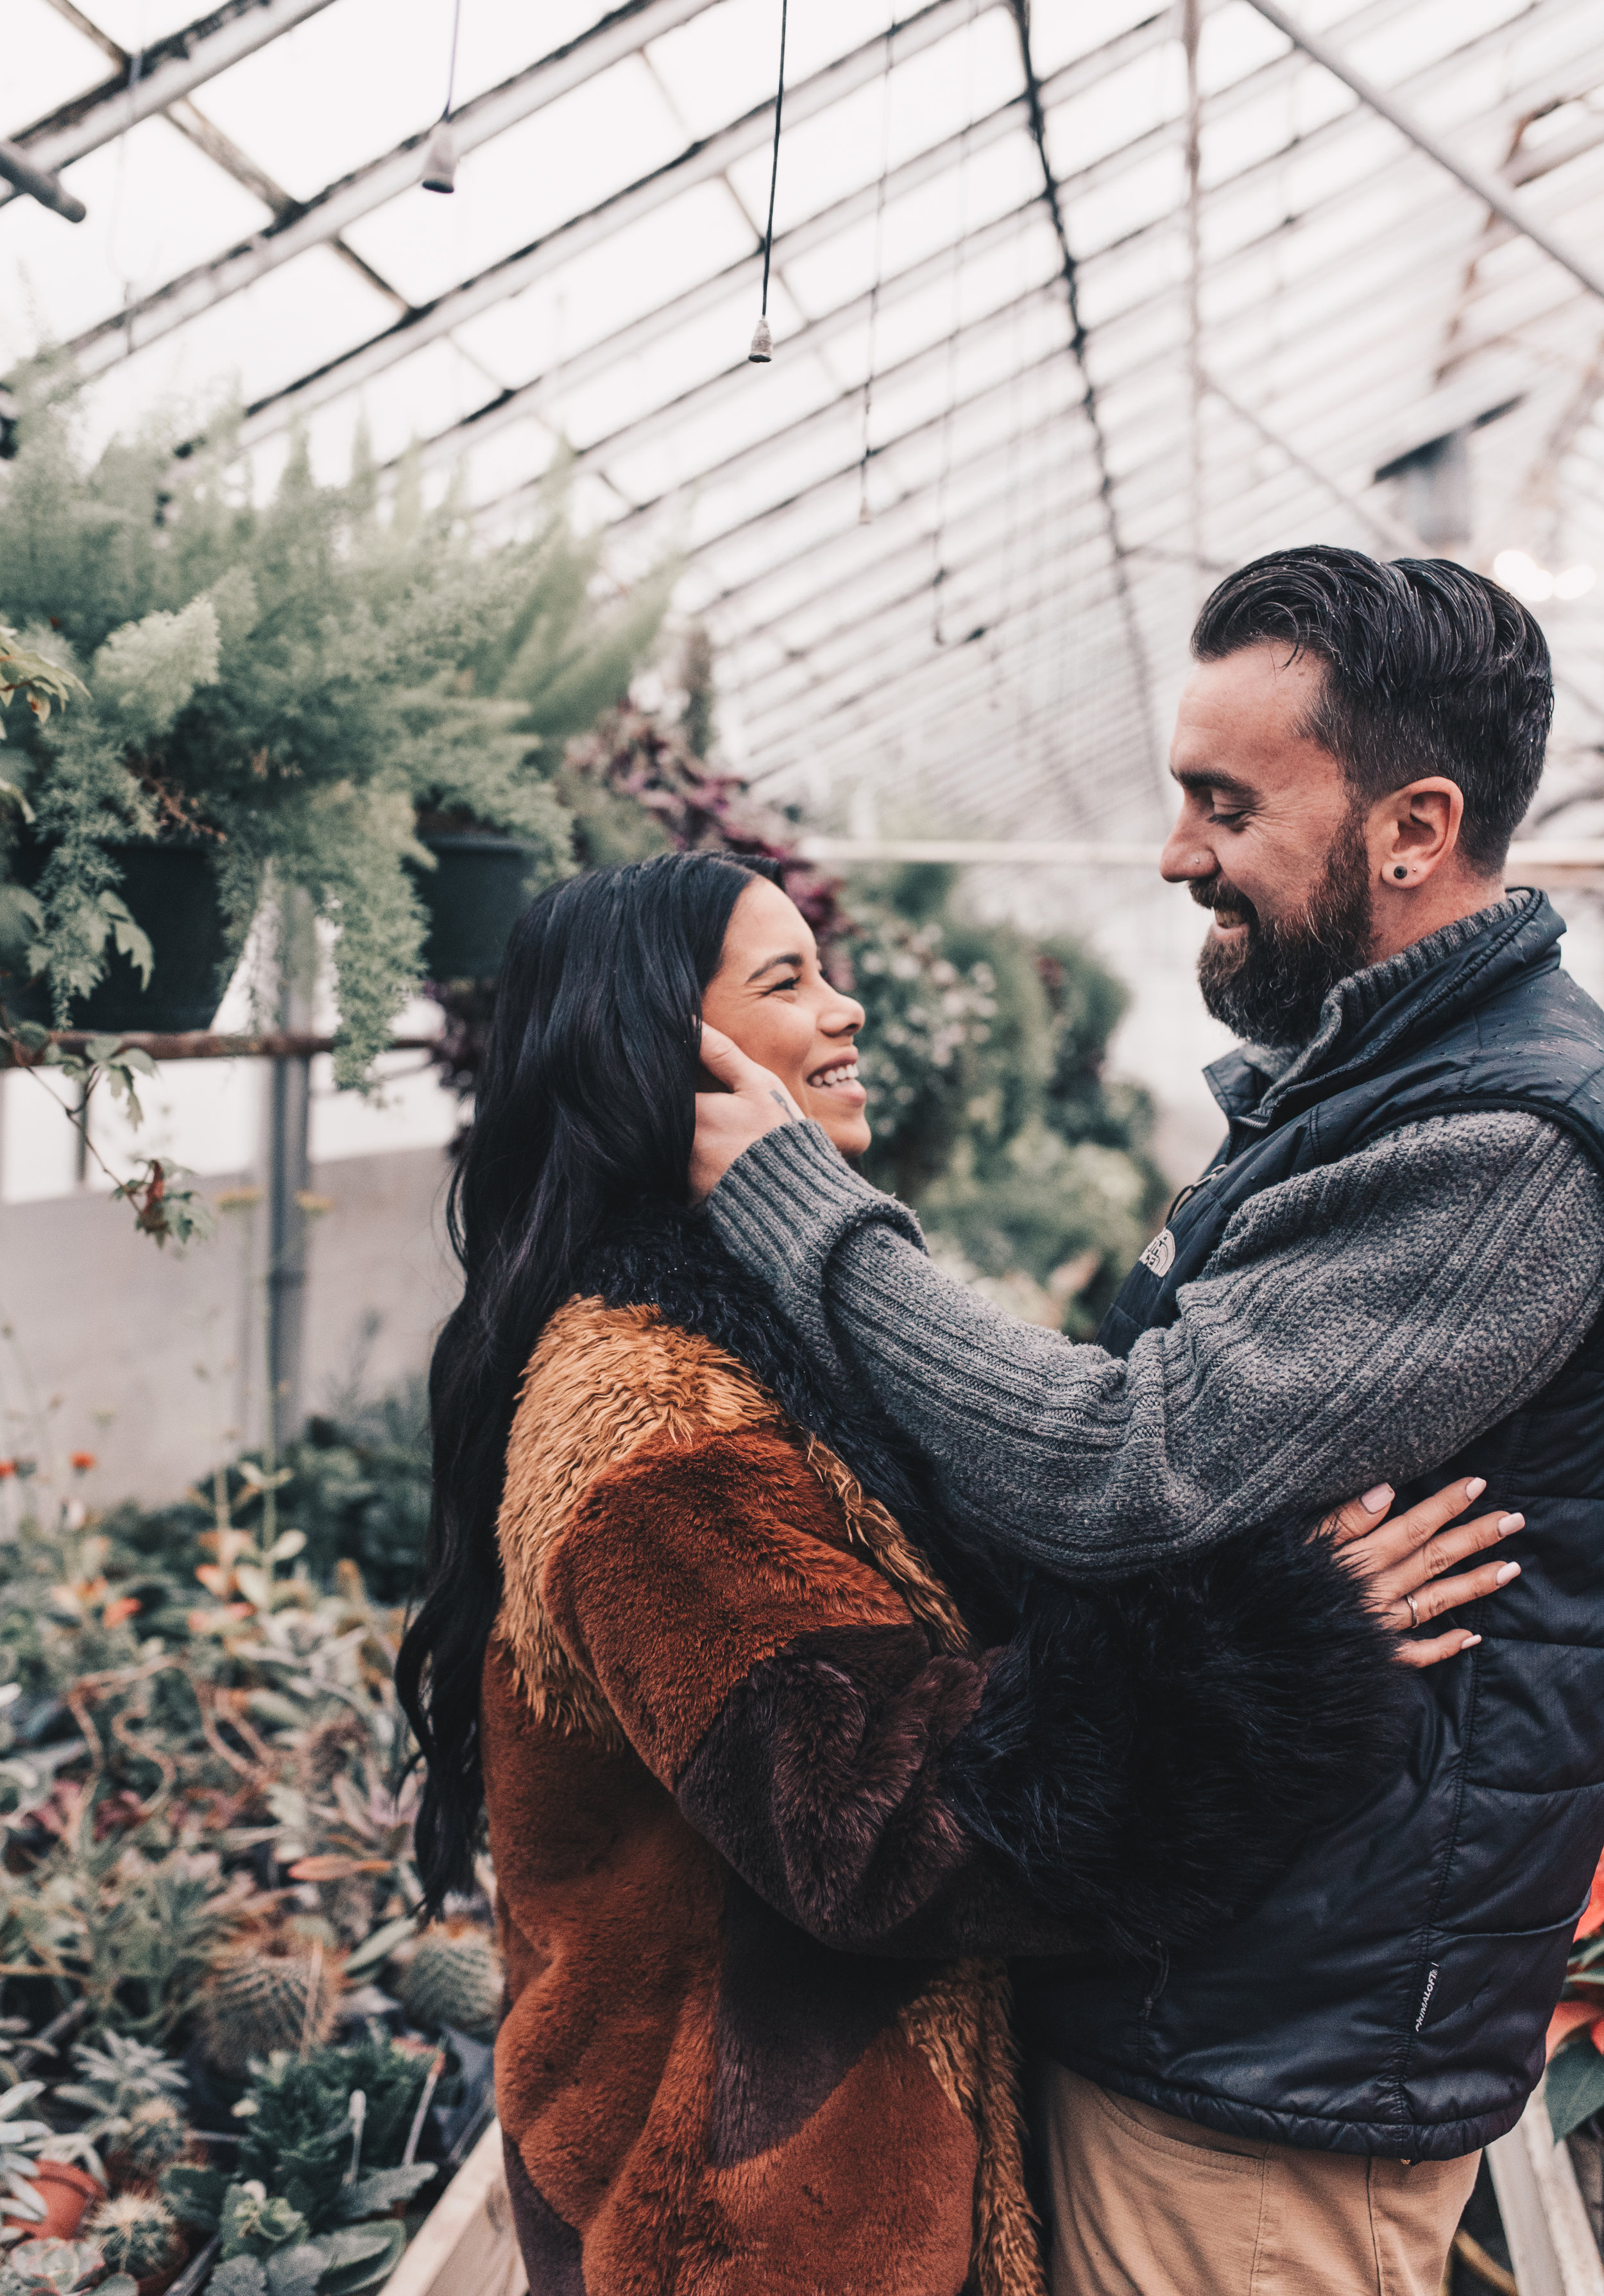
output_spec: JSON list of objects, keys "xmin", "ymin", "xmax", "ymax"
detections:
[{"xmin": 0, "ymin": 1403, "xmax": 502, "ymax": 2288}]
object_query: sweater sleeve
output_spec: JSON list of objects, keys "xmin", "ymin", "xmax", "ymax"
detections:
[
  {"xmin": 539, "ymin": 1426, "xmax": 1407, "ymax": 1960},
  {"xmin": 707, "ymin": 1109, "xmax": 1604, "ymax": 1577}
]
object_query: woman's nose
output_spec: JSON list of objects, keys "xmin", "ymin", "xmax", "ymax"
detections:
[{"xmin": 828, "ymin": 996, "xmax": 866, "ymax": 1033}]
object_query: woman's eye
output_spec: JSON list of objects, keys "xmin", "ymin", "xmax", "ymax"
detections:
[
  {"xmin": 1209, "ymin": 810, "xmax": 1246, "ymax": 829},
  {"xmin": 765, "ymin": 974, "xmax": 803, "ymax": 996}
]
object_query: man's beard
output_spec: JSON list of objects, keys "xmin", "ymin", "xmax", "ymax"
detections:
[{"xmin": 1193, "ymin": 817, "xmax": 1374, "ymax": 1050}]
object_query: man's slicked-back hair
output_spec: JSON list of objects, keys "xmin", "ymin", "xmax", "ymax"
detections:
[{"xmin": 1191, "ymin": 545, "xmax": 1553, "ymax": 874}]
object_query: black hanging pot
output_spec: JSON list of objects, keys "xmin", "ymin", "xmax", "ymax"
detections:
[
  {"xmin": 412, "ymin": 835, "xmax": 542, "ymax": 983},
  {"xmin": 1, "ymin": 832, "xmax": 231, "ymax": 1034}
]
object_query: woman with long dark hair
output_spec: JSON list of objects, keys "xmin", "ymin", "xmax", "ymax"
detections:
[{"xmin": 397, "ymin": 851, "xmax": 1512, "ymax": 2296}]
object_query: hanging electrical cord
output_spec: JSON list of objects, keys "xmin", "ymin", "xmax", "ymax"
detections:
[
  {"xmin": 858, "ymin": 24, "xmax": 896, "ymax": 522},
  {"xmin": 749, "ymin": 0, "xmax": 790, "ymax": 362},
  {"xmin": 422, "ymin": 0, "xmax": 465, "ymax": 194},
  {"xmin": 932, "ymin": 0, "xmax": 980, "ymax": 642},
  {"xmin": 1183, "ymin": 0, "xmax": 1206, "ymax": 605}
]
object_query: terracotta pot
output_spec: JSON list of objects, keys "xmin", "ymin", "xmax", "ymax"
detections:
[{"xmin": 28, "ymin": 2157, "xmax": 102, "ymax": 2239}]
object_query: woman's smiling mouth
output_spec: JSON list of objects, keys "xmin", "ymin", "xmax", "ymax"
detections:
[{"xmin": 806, "ymin": 1058, "xmax": 866, "ymax": 1103}]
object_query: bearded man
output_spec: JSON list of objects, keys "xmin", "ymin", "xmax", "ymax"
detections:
[{"xmin": 690, "ymin": 546, "xmax": 1604, "ymax": 2296}]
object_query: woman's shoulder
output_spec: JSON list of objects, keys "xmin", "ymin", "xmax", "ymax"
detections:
[
  {"xmin": 493, "ymin": 1299, "xmax": 796, "ymax": 1732},
  {"xmin": 505, "ymin": 1296, "xmax": 787, "ymax": 1511}
]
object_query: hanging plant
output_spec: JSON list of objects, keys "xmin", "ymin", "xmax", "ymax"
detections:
[{"xmin": 0, "ymin": 370, "xmax": 672, "ymax": 1085}]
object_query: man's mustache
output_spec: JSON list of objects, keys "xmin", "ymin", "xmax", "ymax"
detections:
[{"xmin": 1190, "ymin": 874, "xmax": 1260, "ymax": 930}]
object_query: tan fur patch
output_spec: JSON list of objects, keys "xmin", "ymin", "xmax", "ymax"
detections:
[
  {"xmin": 898, "ymin": 1960, "xmax": 1046, "ymax": 2296},
  {"xmin": 494, "ymin": 1298, "xmax": 974, "ymax": 1746}
]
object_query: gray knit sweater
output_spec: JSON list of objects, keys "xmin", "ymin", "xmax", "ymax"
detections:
[{"xmin": 708, "ymin": 906, "xmax": 1604, "ymax": 1577}]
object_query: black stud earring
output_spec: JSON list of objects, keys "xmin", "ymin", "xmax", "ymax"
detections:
[{"xmin": 1394, "ymin": 865, "xmax": 1408, "ymax": 880}]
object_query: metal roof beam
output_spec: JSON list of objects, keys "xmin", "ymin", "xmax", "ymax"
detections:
[
  {"xmin": 1243, "ymin": 0, "xmax": 1604, "ymax": 309},
  {"xmin": 738, "ymin": 540, "xmax": 1120, "ymax": 763},
  {"xmin": 469, "ymin": 0, "xmax": 1593, "ymax": 579},
  {"xmin": 60, "ymin": 0, "xmax": 729, "ymax": 378},
  {"xmin": 733, "ymin": 484, "xmax": 1111, "ymax": 728},
  {"xmin": 0, "ymin": 139, "xmax": 85, "ymax": 221},
  {"xmin": 212, "ymin": 0, "xmax": 998, "ymax": 449},
  {"xmin": 744, "ymin": 546, "xmax": 1130, "ymax": 778},
  {"xmin": 373, "ymin": 12, "xmax": 1174, "ymax": 480},
  {"xmin": 1, "ymin": 0, "xmax": 341, "ymax": 206},
  {"xmin": 504, "ymin": 202, "xmax": 1051, "ymax": 498},
  {"xmin": 695, "ymin": 151, "xmax": 1553, "ymax": 639},
  {"xmin": 560, "ymin": 277, "xmax": 1068, "ymax": 536}
]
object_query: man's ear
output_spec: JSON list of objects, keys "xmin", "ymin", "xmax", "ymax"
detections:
[{"xmin": 1370, "ymin": 778, "xmax": 1465, "ymax": 889}]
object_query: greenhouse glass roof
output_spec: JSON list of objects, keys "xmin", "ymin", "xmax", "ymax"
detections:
[{"xmin": 7, "ymin": 0, "xmax": 1604, "ymax": 854}]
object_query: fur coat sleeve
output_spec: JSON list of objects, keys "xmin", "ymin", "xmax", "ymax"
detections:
[{"xmin": 540, "ymin": 1413, "xmax": 1404, "ymax": 1962}]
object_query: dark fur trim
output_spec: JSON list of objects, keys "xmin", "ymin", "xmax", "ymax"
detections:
[
  {"xmin": 944, "ymin": 1517, "xmax": 1407, "ymax": 1960},
  {"xmin": 584, "ymin": 1198, "xmax": 1408, "ymax": 1959}
]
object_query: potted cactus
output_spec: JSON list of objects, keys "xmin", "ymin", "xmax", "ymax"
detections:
[
  {"xmin": 82, "ymin": 2195, "xmax": 184, "ymax": 2295},
  {"xmin": 196, "ymin": 1933, "xmax": 345, "ymax": 2083},
  {"xmin": 393, "ymin": 1922, "xmax": 502, "ymax": 2045}
]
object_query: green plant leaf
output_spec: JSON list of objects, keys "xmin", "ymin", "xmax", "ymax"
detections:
[
  {"xmin": 1546, "ymin": 2041, "xmax": 1604, "ymax": 2141},
  {"xmin": 264, "ymin": 2249, "xmax": 325, "ymax": 2296},
  {"xmin": 160, "ymin": 2163, "xmax": 227, "ymax": 2232},
  {"xmin": 332, "ymin": 2164, "xmax": 435, "ymax": 2222},
  {"xmin": 209, "ymin": 2261, "xmax": 268, "ymax": 2296},
  {"xmin": 97, "ymin": 896, "xmax": 153, "ymax": 991},
  {"xmin": 314, "ymin": 2220, "xmax": 405, "ymax": 2296},
  {"xmin": 341, "ymin": 1916, "xmax": 416, "ymax": 1979}
]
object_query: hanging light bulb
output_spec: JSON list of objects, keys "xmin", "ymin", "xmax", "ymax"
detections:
[
  {"xmin": 421, "ymin": 0, "xmax": 463, "ymax": 195},
  {"xmin": 748, "ymin": 0, "xmax": 788, "ymax": 364},
  {"xmin": 422, "ymin": 120, "xmax": 456, "ymax": 194}
]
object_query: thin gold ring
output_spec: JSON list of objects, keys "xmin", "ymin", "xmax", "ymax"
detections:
[{"xmin": 1406, "ymin": 1592, "xmax": 1420, "ymax": 1629}]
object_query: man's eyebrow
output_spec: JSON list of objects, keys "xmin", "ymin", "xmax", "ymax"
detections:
[
  {"xmin": 744, "ymin": 949, "xmax": 806, "ymax": 984},
  {"xmin": 1172, "ymin": 767, "xmax": 1258, "ymax": 803}
]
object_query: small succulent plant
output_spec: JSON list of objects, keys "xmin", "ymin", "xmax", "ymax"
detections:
[
  {"xmin": 0, "ymin": 2240, "xmax": 135, "ymax": 2296},
  {"xmin": 54, "ymin": 2035, "xmax": 189, "ymax": 2186},
  {"xmin": 397, "ymin": 1920, "xmax": 502, "ymax": 2042},
  {"xmin": 84, "ymin": 2194, "xmax": 181, "ymax": 2280},
  {"xmin": 198, "ymin": 1934, "xmax": 345, "ymax": 2080},
  {"xmin": 0, "ymin": 2081, "xmax": 52, "ymax": 2228}
]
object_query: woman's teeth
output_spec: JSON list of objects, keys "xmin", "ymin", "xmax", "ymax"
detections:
[{"xmin": 808, "ymin": 1062, "xmax": 859, "ymax": 1089}]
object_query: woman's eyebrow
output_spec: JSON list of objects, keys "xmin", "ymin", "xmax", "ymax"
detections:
[{"xmin": 744, "ymin": 949, "xmax": 806, "ymax": 983}]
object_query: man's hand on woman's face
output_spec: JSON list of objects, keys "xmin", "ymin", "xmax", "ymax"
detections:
[
  {"xmin": 1322, "ymin": 1475, "xmax": 1523, "ymax": 1669},
  {"xmin": 690, "ymin": 1023, "xmax": 805, "ymax": 1203}
]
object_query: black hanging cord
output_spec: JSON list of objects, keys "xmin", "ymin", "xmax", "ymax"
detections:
[
  {"xmin": 422, "ymin": 0, "xmax": 465, "ymax": 193},
  {"xmin": 441, "ymin": 0, "xmax": 464, "ymax": 121},
  {"xmin": 748, "ymin": 0, "xmax": 790, "ymax": 362}
]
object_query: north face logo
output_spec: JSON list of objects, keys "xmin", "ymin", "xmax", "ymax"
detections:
[{"xmin": 1139, "ymin": 1228, "xmax": 1176, "ymax": 1278}]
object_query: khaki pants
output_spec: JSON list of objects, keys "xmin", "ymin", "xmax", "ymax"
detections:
[{"xmin": 1037, "ymin": 2064, "xmax": 1479, "ymax": 2296}]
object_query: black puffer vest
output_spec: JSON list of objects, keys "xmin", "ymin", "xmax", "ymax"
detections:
[{"xmin": 1020, "ymin": 892, "xmax": 1604, "ymax": 2158}]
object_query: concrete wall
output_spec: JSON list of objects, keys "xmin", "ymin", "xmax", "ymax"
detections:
[{"xmin": 0, "ymin": 1130, "xmax": 459, "ymax": 1509}]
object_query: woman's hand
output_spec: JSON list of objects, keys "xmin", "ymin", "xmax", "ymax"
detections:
[{"xmin": 1320, "ymin": 1476, "xmax": 1522, "ymax": 1669}]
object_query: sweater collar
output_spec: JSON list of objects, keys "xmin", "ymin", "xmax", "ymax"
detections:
[{"xmin": 1207, "ymin": 887, "xmax": 1563, "ymax": 1127}]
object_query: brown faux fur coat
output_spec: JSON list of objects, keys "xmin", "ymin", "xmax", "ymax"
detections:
[{"xmin": 484, "ymin": 1295, "xmax": 1069, "ymax": 2296}]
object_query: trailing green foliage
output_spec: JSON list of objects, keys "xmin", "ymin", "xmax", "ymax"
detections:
[{"xmin": 0, "ymin": 371, "xmax": 670, "ymax": 1081}]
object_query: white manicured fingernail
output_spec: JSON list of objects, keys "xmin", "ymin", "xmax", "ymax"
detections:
[
  {"xmin": 1497, "ymin": 1513, "xmax": 1524, "ymax": 1533},
  {"xmin": 1461, "ymin": 1635, "xmax": 1481, "ymax": 1650},
  {"xmin": 1495, "ymin": 1562, "xmax": 1521, "ymax": 1585},
  {"xmin": 1465, "ymin": 1477, "xmax": 1487, "ymax": 1500},
  {"xmin": 1362, "ymin": 1483, "xmax": 1393, "ymax": 1511}
]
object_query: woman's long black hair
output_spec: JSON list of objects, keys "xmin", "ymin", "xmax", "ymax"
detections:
[{"xmin": 396, "ymin": 850, "xmax": 777, "ymax": 1912}]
